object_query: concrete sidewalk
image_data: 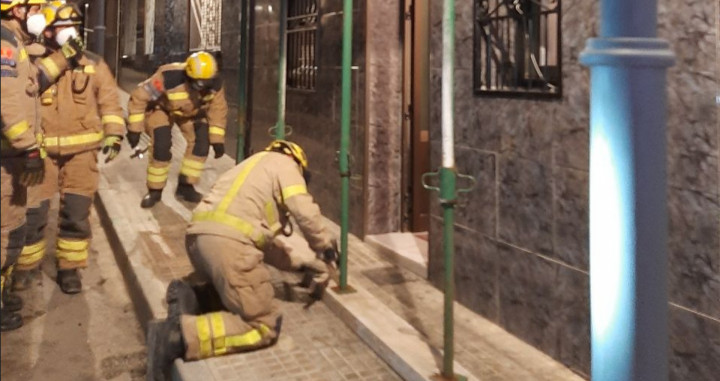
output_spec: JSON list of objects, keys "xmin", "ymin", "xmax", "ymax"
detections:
[{"xmin": 97, "ymin": 90, "xmax": 585, "ymax": 380}]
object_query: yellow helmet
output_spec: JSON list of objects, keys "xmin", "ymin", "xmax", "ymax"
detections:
[
  {"xmin": 265, "ymin": 140, "xmax": 308, "ymax": 170},
  {"xmin": 185, "ymin": 51, "xmax": 217, "ymax": 80},
  {"xmin": 1, "ymin": 0, "xmax": 46, "ymax": 12},
  {"xmin": 42, "ymin": 1, "xmax": 81, "ymax": 27}
]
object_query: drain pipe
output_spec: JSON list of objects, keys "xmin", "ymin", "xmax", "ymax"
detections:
[
  {"xmin": 275, "ymin": 0, "xmax": 288, "ymax": 140},
  {"xmin": 579, "ymin": 0, "xmax": 674, "ymax": 380},
  {"xmin": 236, "ymin": 0, "xmax": 253, "ymax": 162},
  {"xmin": 423, "ymin": 0, "xmax": 473, "ymax": 378},
  {"xmin": 338, "ymin": 0, "xmax": 353, "ymax": 291}
]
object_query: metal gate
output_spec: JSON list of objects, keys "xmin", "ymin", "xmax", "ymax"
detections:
[{"xmin": 189, "ymin": 0, "xmax": 222, "ymax": 52}]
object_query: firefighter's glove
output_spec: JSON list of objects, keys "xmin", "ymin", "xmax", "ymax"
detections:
[
  {"xmin": 102, "ymin": 135, "xmax": 123, "ymax": 163},
  {"xmin": 20, "ymin": 147, "xmax": 44, "ymax": 187},
  {"xmin": 321, "ymin": 247, "xmax": 339, "ymax": 266},
  {"xmin": 60, "ymin": 36, "xmax": 85, "ymax": 62},
  {"xmin": 212, "ymin": 143, "xmax": 225, "ymax": 159},
  {"xmin": 126, "ymin": 131, "xmax": 141, "ymax": 149}
]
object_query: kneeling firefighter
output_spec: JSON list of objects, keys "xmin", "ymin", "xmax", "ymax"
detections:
[
  {"xmin": 12, "ymin": 1, "xmax": 126, "ymax": 295},
  {"xmin": 147, "ymin": 140, "xmax": 338, "ymax": 380},
  {"xmin": 126, "ymin": 51, "xmax": 228, "ymax": 209}
]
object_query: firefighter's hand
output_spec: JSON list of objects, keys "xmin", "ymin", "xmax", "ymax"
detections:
[
  {"xmin": 126, "ymin": 131, "xmax": 141, "ymax": 149},
  {"xmin": 102, "ymin": 135, "xmax": 123, "ymax": 163},
  {"xmin": 60, "ymin": 36, "xmax": 85, "ymax": 61},
  {"xmin": 212, "ymin": 143, "xmax": 225, "ymax": 158},
  {"xmin": 20, "ymin": 147, "xmax": 44, "ymax": 187}
]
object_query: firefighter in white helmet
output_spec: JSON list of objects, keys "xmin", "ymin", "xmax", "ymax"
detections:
[
  {"xmin": 11, "ymin": 1, "xmax": 126, "ymax": 296},
  {"xmin": 1, "ymin": 0, "xmax": 85, "ymax": 331}
]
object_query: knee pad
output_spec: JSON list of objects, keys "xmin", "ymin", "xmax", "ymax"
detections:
[
  {"xmin": 3, "ymin": 224, "xmax": 26, "ymax": 270},
  {"xmin": 192, "ymin": 123, "xmax": 210, "ymax": 157},
  {"xmin": 25, "ymin": 199, "xmax": 50, "ymax": 244},
  {"xmin": 153, "ymin": 126, "xmax": 172, "ymax": 161},
  {"xmin": 59, "ymin": 193, "xmax": 92, "ymax": 240}
]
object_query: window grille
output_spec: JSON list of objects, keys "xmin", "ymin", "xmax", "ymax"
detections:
[
  {"xmin": 474, "ymin": 0, "xmax": 561, "ymax": 97},
  {"xmin": 287, "ymin": 0, "xmax": 318, "ymax": 90},
  {"xmin": 190, "ymin": 0, "xmax": 222, "ymax": 52}
]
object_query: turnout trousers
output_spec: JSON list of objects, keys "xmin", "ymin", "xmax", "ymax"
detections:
[
  {"xmin": 182, "ymin": 234, "xmax": 281, "ymax": 360},
  {"xmin": 145, "ymin": 110, "xmax": 210, "ymax": 190},
  {"xmin": 17, "ymin": 150, "xmax": 98, "ymax": 271},
  {"xmin": 0, "ymin": 157, "xmax": 27, "ymax": 296}
]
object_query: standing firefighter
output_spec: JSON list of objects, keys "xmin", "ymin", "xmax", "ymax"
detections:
[
  {"xmin": 1, "ymin": 0, "xmax": 84, "ymax": 331},
  {"xmin": 147, "ymin": 140, "xmax": 338, "ymax": 380},
  {"xmin": 126, "ymin": 51, "xmax": 228, "ymax": 209},
  {"xmin": 11, "ymin": 1, "xmax": 125, "ymax": 295}
]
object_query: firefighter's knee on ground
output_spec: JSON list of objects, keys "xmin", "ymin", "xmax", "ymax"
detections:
[
  {"xmin": 59, "ymin": 194, "xmax": 92, "ymax": 239},
  {"xmin": 153, "ymin": 126, "xmax": 172, "ymax": 161}
]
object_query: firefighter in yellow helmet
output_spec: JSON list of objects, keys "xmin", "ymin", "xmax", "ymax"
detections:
[
  {"xmin": 126, "ymin": 51, "xmax": 229, "ymax": 209},
  {"xmin": 1, "ymin": 0, "xmax": 85, "ymax": 331},
  {"xmin": 9, "ymin": 1, "xmax": 126, "ymax": 296},
  {"xmin": 146, "ymin": 140, "xmax": 338, "ymax": 379}
]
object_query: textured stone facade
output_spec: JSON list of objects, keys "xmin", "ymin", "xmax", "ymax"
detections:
[
  {"xmin": 427, "ymin": 0, "xmax": 719, "ymax": 379},
  {"xmin": 248, "ymin": 0, "xmax": 368, "ymax": 236}
]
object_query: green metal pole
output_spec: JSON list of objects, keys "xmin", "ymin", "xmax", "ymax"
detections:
[
  {"xmin": 440, "ymin": 0, "xmax": 458, "ymax": 378},
  {"xmin": 338, "ymin": 0, "xmax": 352, "ymax": 290},
  {"xmin": 275, "ymin": 0, "xmax": 287, "ymax": 140},
  {"xmin": 236, "ymin": 0, "xmax": 250, "ymax": 162}
]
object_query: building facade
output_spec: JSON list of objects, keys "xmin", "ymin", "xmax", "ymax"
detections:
[{"xmin": 105, "ymin": 0, "xmax": 719, "ymax": 379}]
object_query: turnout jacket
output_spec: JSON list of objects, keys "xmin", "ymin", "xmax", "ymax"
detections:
[
  {"xmin": 40, "ymin": 51, "xmax": 125, "ymax": 156},
  {"xmin": 1, "ymin": 18, "xmax": 77, "ymax": 156},
  {"xmin": 188, "ymin": 151, "xmax": 335, "ymax": 253}
]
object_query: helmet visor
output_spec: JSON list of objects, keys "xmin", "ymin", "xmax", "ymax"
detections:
[{"xmin": 191, "ymin": 79, "xmax": 213, "ymax": 92}]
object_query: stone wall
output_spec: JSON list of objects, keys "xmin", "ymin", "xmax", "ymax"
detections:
[
  {"xmin": 248, "ymin": 0, "xmax": 367, "ymax": 236},
  {"xmin": 427, "ymin": 0, "xmax": 719, "ymax": 379}
]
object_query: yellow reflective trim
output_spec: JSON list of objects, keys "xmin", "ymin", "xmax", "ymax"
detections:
[
  {"xmin": 128, "ymin": 113, "xmax": 145, "ymax": 123},
  {"xmin": 196, "ymin": 316, "xmax": 212, "ymax": 358},
  {"xmin": 5, "ymin": 120, "xmax": 29, "ymax": 140},
  {"xmin": 209, "ymin": 313, "xmax": 226, "ymax": 355},
  {"xmin": 57, "ymin": 238, "xmax": 89, "ymax": 251},
  {"xmin": 56, "ymin": 248, "xmax": 88, "ymax": 262},
  {"xmin": 180, "ymin": 167, "xmax": 202, "ymax": 178},
  {"xmin": 102, "ymin": 115, "xmax": 125, "ymax": 125},
  {"xmin": 208, "ymin": 126, "xmax": 225, "ymax": 136},
  {"xmin": 224, "ymin": 328, "xmax": 263, "ymax": 349},
  {"xmin": 217, "ymin": 152, "xmax": 269, "ymax": 213},
  {"xmin": 41, "ymin": 57, "xmax": 61, "ymax": 78},
  {"xmin": 147, "ymin": 174, "xmax": 168, "ymax": 183},
  {"xmin": 83, "ymin": 65, "xmax": 95, "ymax": 73},
  {"xmin": 19, "ymin": 48, "xmax": 27, "ymax": 62},
  {"xmin": 44, "ymin": 131, "xmax": 104, "ymax": 147},
  {"xmin": 18, "ymin": 240, "xmax": 46, "ymax": 266},
  {"xmin": 192, "ymin": 212, "xmax": 266, "ymax": 248},
  {"xmin": 172, "ymin": 111, "xmax": 184, "ymax": 116},
  {"xmin": 167, "ymin": 92, "xmax": 189, "ymax": 100},
  {"xmin": 264, "ymin": 201, "xmax": 279, "ymax": 231},
  {"xmin": 182, "ymin": 158, "xmax": 205, "ymax": 170},
  {"xmin": 282, "ymin": 184, "xmax": 307, "ymax": 200},
  {"xmin": 202, "ymin": 94, "xmax": 215, "ymax": 102},
  {"xmin": 147, "ymin": 166, "xmax": 170, "ymax": 175}
]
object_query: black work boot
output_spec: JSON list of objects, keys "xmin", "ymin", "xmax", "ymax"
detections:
[
  {"xmin": 57, "ymin": 269, "xmax": 82, "ymax": 294},
  {"xmin": 141, "ymin": 189, "xmax": 163, "ymax": 209},
  {"xmin": 166, "ymin": 279, "xmax": 200, "ymax": 321},
  {"xmin": 12, "ymin": 269, "xmax": 36, "ymax": 292},
  {"xmin": 0, "ymin": 307, "xmax": 23, "ymax": 332},
  {"xmin": 175, "ymin": 183, "xmax": 203, "ymax": 203},
  {"xmin": 147, "ymin": 318, "xmax": 185, "ymax": 381}
]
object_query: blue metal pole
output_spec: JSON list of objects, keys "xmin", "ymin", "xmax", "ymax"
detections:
[{"xmin": 579, "ymin": 0, "xmax": 675, "ymax": 380}]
